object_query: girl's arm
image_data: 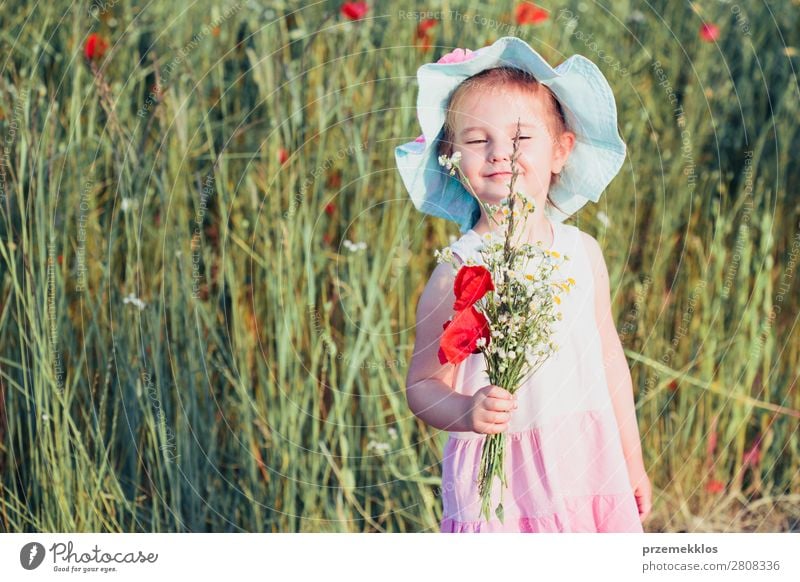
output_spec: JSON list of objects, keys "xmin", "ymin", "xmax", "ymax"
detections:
[
  {"xmin": 581, "ymin": 232, "xmax": 647, "ymax": 479},
  {"xmin": 405, "ymin": 262, "xmax": 475, "ymax": 432},
  {"xmin": 584, "ymin": 232, "xmax": 653, "ymax": 522}
]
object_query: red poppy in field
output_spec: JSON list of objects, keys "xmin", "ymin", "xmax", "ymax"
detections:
[
  {"xmin": 416, "ymin": 19, "xmax": 437, "ymax": 54},
  {"xmin": 324, "ymin": 202, "xmax": 336, "ymax": 216},
  {"xmin": 84, "ymin": 33, "xmax": 109, "ymax": 61},
  {"xmin": 341, "ymin": 1, "xmax": 368, "ymax": 21},
  {"xmin": 416, "ymin": 18, "xmax": 437, "ymax": 39},
  {"xmin": 700, "ymin": 23, "xmax": 720, "ymax": 42},
  {"xmin": 278, "ymin": 148, "xmax": 289, "ymax": 165},
  {"xmin": 453, "ymin": 265, "xmax": 494, "ymax": 310},
  {"xmin": 743, "ymin": 436, "xmax": 762, "ymax": 467},
  {"xmin": 438, "ymin": 306, "xmax": 491, "ymax": 365},
  {"xmin": 705, "ymin": 478, "xmax": 725, "ymax": 494},
  {"xmin": 515, "ymin": 3, "xmax": 549, "ymax": 25}
]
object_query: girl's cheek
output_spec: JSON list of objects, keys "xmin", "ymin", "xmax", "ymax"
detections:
[{"xmin": 460, "ymin": 148, "xmax": 484, "ymax": 164}]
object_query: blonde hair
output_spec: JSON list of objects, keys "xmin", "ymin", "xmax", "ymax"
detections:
[{"xmin": 436, "ymin": 66, "xmax": 570, "ymax": 216}]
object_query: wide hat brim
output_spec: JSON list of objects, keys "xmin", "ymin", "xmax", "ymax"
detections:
[{"xmin": 394, "ymin": 36, "xmax": 626, "ymax": 233}]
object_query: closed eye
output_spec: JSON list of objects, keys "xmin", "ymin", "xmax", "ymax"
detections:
[{"xmin": 466, "ymin": 137, "xmax": 531, "ymax": 144}]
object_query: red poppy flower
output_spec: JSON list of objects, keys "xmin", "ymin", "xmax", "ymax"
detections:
[
  {"xmin": 324, "ymin": 202, "xmax": 336, "ymax": 216},
  {"xmin": 438, "ymin": 305, "xmax": 491, "ymax": 365},
  {"xmin": 84, "ymin": 33, "xmax": 109, "ymax": 61},
  {"xmin": 700, "ymin": 23, "xmax": 720, "ymax": 42},
  {"xmin": 453, "ymin": 265, "xmax": 494, "ymax": 310},
  {"xmin": 743, "ymin": 436, "xmax": 762, "ymax": 466},
  {"xmin": 705, "ymin": 478, "xmax": 725, "ymax": 494},
  {"xmin": 341, "ymin": 1, "xmax": 368, "ymax": 21},
  {"xmin": 416, "ymin": 18, "xmax": 437, "ymax": 39},
  {"xmin": 278, "ymin": 148, "xmax": 289, "ymax": 165},
  {"xmin": 515, "ymin": 3, "xmax": 549, "ymax": 25}
]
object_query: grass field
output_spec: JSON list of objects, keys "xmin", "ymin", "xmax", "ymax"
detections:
[{"xmin": 0, "ymin": 0, "xmax": 798, "ymax": 532}]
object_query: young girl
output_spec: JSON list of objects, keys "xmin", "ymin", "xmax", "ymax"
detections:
[{"xmin": 395, "ymin": 37, "xmax": 652, "ymax": 533}]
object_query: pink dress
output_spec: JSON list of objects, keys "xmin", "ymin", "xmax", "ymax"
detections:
[{"xmin": 440, "ymin": 220, "xmax": 643, "ymax": 533}]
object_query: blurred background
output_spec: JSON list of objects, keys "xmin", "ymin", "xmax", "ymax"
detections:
[{"xmin": 0, "ymin": 0, "xmax": 798, "ymax": 532}]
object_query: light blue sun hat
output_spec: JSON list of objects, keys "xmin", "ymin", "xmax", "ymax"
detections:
[{"xmin": 394, "ymin": 36, "xmax": 627, "ymax": 233}]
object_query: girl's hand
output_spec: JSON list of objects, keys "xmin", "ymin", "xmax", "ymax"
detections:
[
  {"xmin": 630, "ymin": 469, "xmax": 652, "ymax": 523},
  {"xmin": 468, "ymin": 385, "xmax": 517, "ymax": 434}
]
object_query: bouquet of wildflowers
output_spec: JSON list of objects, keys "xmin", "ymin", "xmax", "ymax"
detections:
[{"xmin": 433, "ymin": 122, "xmax": 575, "ymax": 523}]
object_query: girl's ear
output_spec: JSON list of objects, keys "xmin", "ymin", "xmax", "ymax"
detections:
[{"xmin": 552, "ymin": 130, "xmax": 576, "ymax": 174}]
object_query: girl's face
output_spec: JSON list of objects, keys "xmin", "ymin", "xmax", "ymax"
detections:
[{"xmin": 450, "ymin": 86, "xmax": 575, "ymax": 209}]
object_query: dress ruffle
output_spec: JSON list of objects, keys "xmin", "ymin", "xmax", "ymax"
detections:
[{"xmin": 440, "ymin": 492, "xmax": 643, "ymax": 533}]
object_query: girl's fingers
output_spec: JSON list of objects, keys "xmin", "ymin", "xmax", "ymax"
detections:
[
  {"xmin": 486, "ymin": 396, "xmax": 517, "ymax": 412},
  {"xmin": 479, "ymin": 409, "xmax": 508, "ymax": 423},
  {"xmin": 493, "ymin": 412, "xmax": 510, "ymax": 423},
  {"xmin": 489, "ymin": 385, "xmax": 514, "ymax": 400},
  {"xmin": 480, "ymin": 412, "xmax": 511, "ymax": 434}
]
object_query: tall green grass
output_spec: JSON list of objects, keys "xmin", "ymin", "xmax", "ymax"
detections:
[{"xmin": 0, "ymin": 0, "xmax": 798, "ymax": 532}]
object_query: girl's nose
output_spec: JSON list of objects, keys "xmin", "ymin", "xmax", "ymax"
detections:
[{"xmin": 489, "ymin": 143, "xmax": 512, "ymax": 162}]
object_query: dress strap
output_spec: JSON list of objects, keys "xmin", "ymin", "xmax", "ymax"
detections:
[{"xmin": 448, "ymin": 230, "xmax": 484, "ymax": 266}]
